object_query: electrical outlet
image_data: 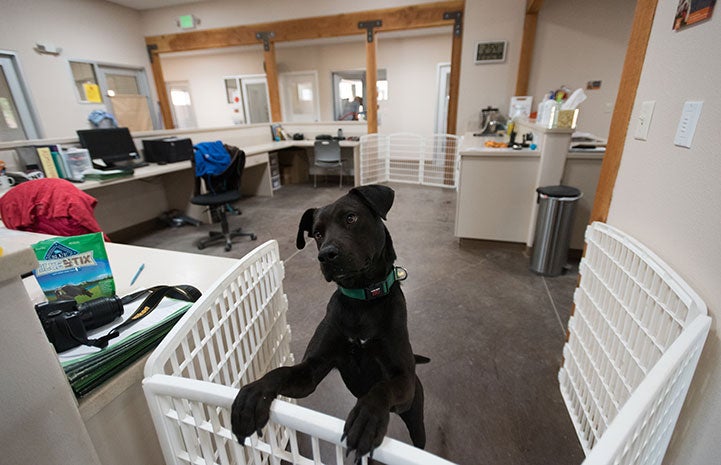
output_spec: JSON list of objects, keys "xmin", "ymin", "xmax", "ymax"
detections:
[
  {"xmin": 634, "ymin": 100, "xmax": 655, "ymax": 141},
  {"xmin": 674, "ymin": 101, "xmax": 703, "ymax": 148}
]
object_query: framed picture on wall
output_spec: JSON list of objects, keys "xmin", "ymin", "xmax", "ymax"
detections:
[{"xmin": 474, "ymin": 40, "xmax": 507, "ymax": 64}]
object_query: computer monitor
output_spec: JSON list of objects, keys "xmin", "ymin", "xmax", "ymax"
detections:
[{"xmin": 76, "ymin": 128, "xmax": 140, "ymax": 165}]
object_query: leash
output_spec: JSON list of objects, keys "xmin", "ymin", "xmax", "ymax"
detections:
[{"xmin": 338, "ymin": 266, "xmax": 407, "ymax": 301}]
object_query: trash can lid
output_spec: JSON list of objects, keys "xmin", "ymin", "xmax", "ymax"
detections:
[{"xmin": 536, "ymin": 185, "xmax": 582, "ymax": 198}]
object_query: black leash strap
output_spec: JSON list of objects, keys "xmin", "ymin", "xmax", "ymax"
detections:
[{"xmin": 71, "ymin": 285, "xmax": 201, "ymax": 349}]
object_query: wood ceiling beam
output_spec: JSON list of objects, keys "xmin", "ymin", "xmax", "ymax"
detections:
[{"xmin": 145, "ymin": 1, "xmax": 464, "ymax": 53}]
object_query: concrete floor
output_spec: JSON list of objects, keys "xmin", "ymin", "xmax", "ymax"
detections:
[{"xmin": 128, "ymin": 182, "xmax": 585, "ymax": 465}]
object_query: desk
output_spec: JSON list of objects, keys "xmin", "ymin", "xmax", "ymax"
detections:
[
  {"xmin": 67, "ymin": 139, "xmax": 359, "ymax": 236},
  {"xmin": 0, "ymin": 228, "xmax": 237, "ymax": 465}
]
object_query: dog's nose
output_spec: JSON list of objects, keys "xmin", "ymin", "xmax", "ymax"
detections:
[{"xmin": 318, "ymin": 244, "xmax": 339, "ymax": 263}]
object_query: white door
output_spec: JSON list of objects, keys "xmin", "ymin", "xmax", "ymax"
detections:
[
  {"xmin": 280, "ymin": 71, "xmax": 320, "ymax": 122},
  {"xmin": 435, "ymin": 63, "xmax": 451, "ymax": 135},
  {"xmin": 241, "ymin": 77, "xmax": 270, "ymax": 124},
  {"xmin": 166, "ymin": 81, "xmax": 197, "ymax": 129}
]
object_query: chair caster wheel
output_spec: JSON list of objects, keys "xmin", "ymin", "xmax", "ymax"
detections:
[
  {"xmin": 251, "ymin": 234, "xmax": 257, "ymax": 241},
  {"xmin": 197, "ymin": 243, "xmax": 205, "ymax": 250},
  {"xmin": 224, "ymin": 243, "xmax": 232, "ymax": 251}
]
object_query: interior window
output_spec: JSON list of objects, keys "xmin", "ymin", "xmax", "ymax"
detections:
[
  {"xmin": 0, "ymin": 53, "xmax": 40, "ymax": 140},
  {"xmin": 70, "ymin": 61, "xmax": 101, "ymax": 103},
  {"xmin": 332, "ymin": 69, "xmax": 387, "ymax": 121}
]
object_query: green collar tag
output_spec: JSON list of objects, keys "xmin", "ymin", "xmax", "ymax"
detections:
[{"xmin": 338, "ymin": 267, "xmax": 408, "ymax": 300}]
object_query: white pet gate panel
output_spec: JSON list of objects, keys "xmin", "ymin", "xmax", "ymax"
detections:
[
  {"xmin": 559, "ymin": 222, "xmax": 710, "ymax": 465},
  {"xmin": 144, "ymin": 240, "xmax": 457, "ymax": 465},
  {"xmin": 360, "ymin": 133, "xmax": 461, "ymax": 189}
]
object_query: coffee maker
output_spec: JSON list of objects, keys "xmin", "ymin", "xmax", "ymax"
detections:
[{"xmin": 478, "ymin": 106, "xmax": 508, "ymax": 136}]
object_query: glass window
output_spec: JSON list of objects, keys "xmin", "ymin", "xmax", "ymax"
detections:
[{"xmin": 70, "ymin": 61, "xmax": 101, "ymax": 103}]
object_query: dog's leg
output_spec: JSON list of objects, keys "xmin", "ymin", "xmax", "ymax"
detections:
[{"xmin": 399, "ymin": 376, "xmax": 426, "ymax": 449}]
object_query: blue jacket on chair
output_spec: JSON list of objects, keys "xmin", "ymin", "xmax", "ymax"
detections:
[{"xmin": 194, "ymin": 141, "xmax": 231, "ymax": 177}]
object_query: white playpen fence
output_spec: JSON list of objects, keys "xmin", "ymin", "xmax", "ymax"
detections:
[
  {"xmin": 561, "ymin": 222, "xmax": 711, "ymax": 465},
  {"xmin": 143, "ymin": 240, "xmax": 455, "ymax": 465},
  {"xmin": 359, "ymin": 133, "xmax": 461, "ymax": 188}
]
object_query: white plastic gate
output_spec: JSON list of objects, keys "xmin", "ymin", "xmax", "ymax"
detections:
[{"xmin": 360, "ymin": 133, "xmax": 461, "ymax": 188}]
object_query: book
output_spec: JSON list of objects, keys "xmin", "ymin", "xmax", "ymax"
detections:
[
  {"xmin": 50, "ymin": 147, "xmax": 68, "ymax": 179},
  {"xmin": 36, "ymin": 146, "xmax": 59, "ymax": 178}
]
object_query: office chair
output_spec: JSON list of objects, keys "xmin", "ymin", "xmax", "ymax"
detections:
[
  {"xmin": 310, "ymin": 139, "xmax": 343, "ymax": 188},
  {"xmin": 191, "ymin": 145, "xmax": 257, "ymax": 251}
]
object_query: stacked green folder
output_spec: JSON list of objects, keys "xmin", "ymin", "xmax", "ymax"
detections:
[{"xmin": 60, "ymin": 305, "xmax": 191, "ymax": 397}]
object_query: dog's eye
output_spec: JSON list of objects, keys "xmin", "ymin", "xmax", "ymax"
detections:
[
  {"xmin": 313, "ymin": 231, "xmax": 323, "ymax": 240},
  {"xmin": 346, "ymin": 213, "xmax": 358, "ymax": 224}
]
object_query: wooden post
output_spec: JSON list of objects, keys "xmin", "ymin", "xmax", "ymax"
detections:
[
  {"xmin": 262, "ymin": 40, "xmax": 282, "ymax": 122},
  {"xmin": 365, "ymin": 36, "xmax": 378, "ymax": 134},
  {"xmin": 514, "ymin": 0, "xmax": 544, "ymax": 96},
  {"xmin": 148, "ymin": 48, "xmax": 174, "ymax": 130},
  {"xmin": 446, "ymin": 27, "xmax": 462, "ymax": 135}
]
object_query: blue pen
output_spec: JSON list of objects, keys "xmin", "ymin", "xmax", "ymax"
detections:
[{"xmin": 130, "ymin": 263, "xmax": 145, "ymax": 286}]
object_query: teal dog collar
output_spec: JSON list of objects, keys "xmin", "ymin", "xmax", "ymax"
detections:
[{"xmin": 338, "ymin": 267, "xmax": 408, "ymax": 300}]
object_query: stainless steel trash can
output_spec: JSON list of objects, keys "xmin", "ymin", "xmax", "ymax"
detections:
[{"xmin": 530, "ymin": 185, "xmax": 583, "ymax": 276}]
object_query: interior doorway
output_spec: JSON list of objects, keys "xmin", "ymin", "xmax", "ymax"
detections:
[
  {"xmin": 0, "ymin": 53, "xmax": 40, "ymax": 141},
  {"xmin": 166, "ymin": 81, "xmax": 197, "ymax": 129},
  {"xmin": 435, "ymin": 63, "xmax": 451, "ymax": 135}
]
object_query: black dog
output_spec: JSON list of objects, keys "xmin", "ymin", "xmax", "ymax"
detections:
[{"xmin": 231, "ymin": 184, "xmax": 426, "ymax": 461}]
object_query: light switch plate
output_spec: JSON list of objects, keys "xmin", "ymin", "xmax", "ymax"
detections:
[
  {"xmin": 634, "ymin": 100, "xmax": 655, "ymax": 141},
  {"xmin": 674, "ymin": 101, "xmax": 703, "ymax": 148}
]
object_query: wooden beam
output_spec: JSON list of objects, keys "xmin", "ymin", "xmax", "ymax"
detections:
[
  {"xmin": 365, "ymin": 37, "xmax": 378, "ymax": 134},
  {"xmin": 145, "ymin": 1, "xmax": 464, "ymax": 53},
  {"xmin": 526, "ymin": 0, "xmax": 544, "ymax": 14},
  {"xmin": 148, "ymin": 50, "xmax": 174, "ymax": 129},
  {"xmin": 590, "ymin": 0, "xmax": 659, "ymax": 223},
  {"xmin": 262, "ymin": 41, "xmax": 282, "ymax": 122},
  {"xmin": 514, "ymin": 10, "xmax": 539, "ymax": 96},
  {"xmin": 446, "ymin": 27, "xmax": 462, "ymax": 135}
]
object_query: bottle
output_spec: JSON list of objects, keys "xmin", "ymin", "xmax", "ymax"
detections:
[{"xmin": 539, "ymin": 92, "xmax": 556, "ymax": 127}]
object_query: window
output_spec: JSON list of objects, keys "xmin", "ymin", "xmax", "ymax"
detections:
[
  {"xmin": 332, "ymin": 69, "xmax": 387, "ymax": 121},
  {"xmin": 70, "ymin": 61, "xmax": 101, "ymax": 103},
  {"xmin": 224, "ymin": 75, "xmax": 270, "ymax": 125},
  {"xmin": 0, "ymin": 52, "xmax": 40, "ymax": 141}
]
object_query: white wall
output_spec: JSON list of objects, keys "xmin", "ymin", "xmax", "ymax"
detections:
[
  {"xmin": 0, "ymin": 0, "xmax": 153, "ymax": 138},
  {"xmin": 606, "ymin": 3, "xmax": 721, "ymax": 464},
  {"xmin": 528, "ymin": 0, "xmax": 634, "ymax": 139}
]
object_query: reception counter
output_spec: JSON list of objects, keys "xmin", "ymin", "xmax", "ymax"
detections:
[{"xmin": 455, "ymin": 125, "xmax": 604, "ymax": 250}]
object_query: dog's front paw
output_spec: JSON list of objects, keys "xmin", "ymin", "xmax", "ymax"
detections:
[
  {"xmin": 342, "ymin": 398, "xmax": 390, "ymax": 463},
  {"xmin": 230, "ymin": 380, "xmax": 277, "ymax": 444}
]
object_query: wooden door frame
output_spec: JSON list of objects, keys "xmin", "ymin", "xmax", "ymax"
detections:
[
  {"xmin": 590, "ymin": 0, "xmax": 658, "ymax": 222},
  {"xmin": 144, "ymin": 1, "xmax": 465, "ymax": 132}
]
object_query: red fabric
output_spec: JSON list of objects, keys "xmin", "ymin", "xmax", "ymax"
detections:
[{"xmin": 0, "ymin": 178, "xmax": 109, "ymax": 240}]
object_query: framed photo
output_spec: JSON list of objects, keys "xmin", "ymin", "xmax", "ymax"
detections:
[
  {"xmin": 673, "ymin": 0, "xmax": 716, "ymax": 30},
  {"xmin": 474, "ymin": 40, "xmax": 507, "ymax": 64}
]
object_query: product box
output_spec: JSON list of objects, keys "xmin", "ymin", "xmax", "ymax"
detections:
[
  {"xmin": 31, "ymin": 232, "xmax": 116, "ymax": 303},
  {"xmin": 142, "ymin": 137, "xmax": 193, "ymax": 164}
]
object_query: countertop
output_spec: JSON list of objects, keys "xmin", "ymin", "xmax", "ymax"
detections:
[{"xmin": 460, "ymin": 132, "xmax": 539, "ymax": 156}]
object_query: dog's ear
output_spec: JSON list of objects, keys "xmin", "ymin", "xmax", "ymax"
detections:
[
  {"xmin": 296, "ymin": 208, "xmax": 316, "ymax": 249},
  {"xmin": 349, "ymin": 184, "xmax": 395, "ymax": 220}
]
